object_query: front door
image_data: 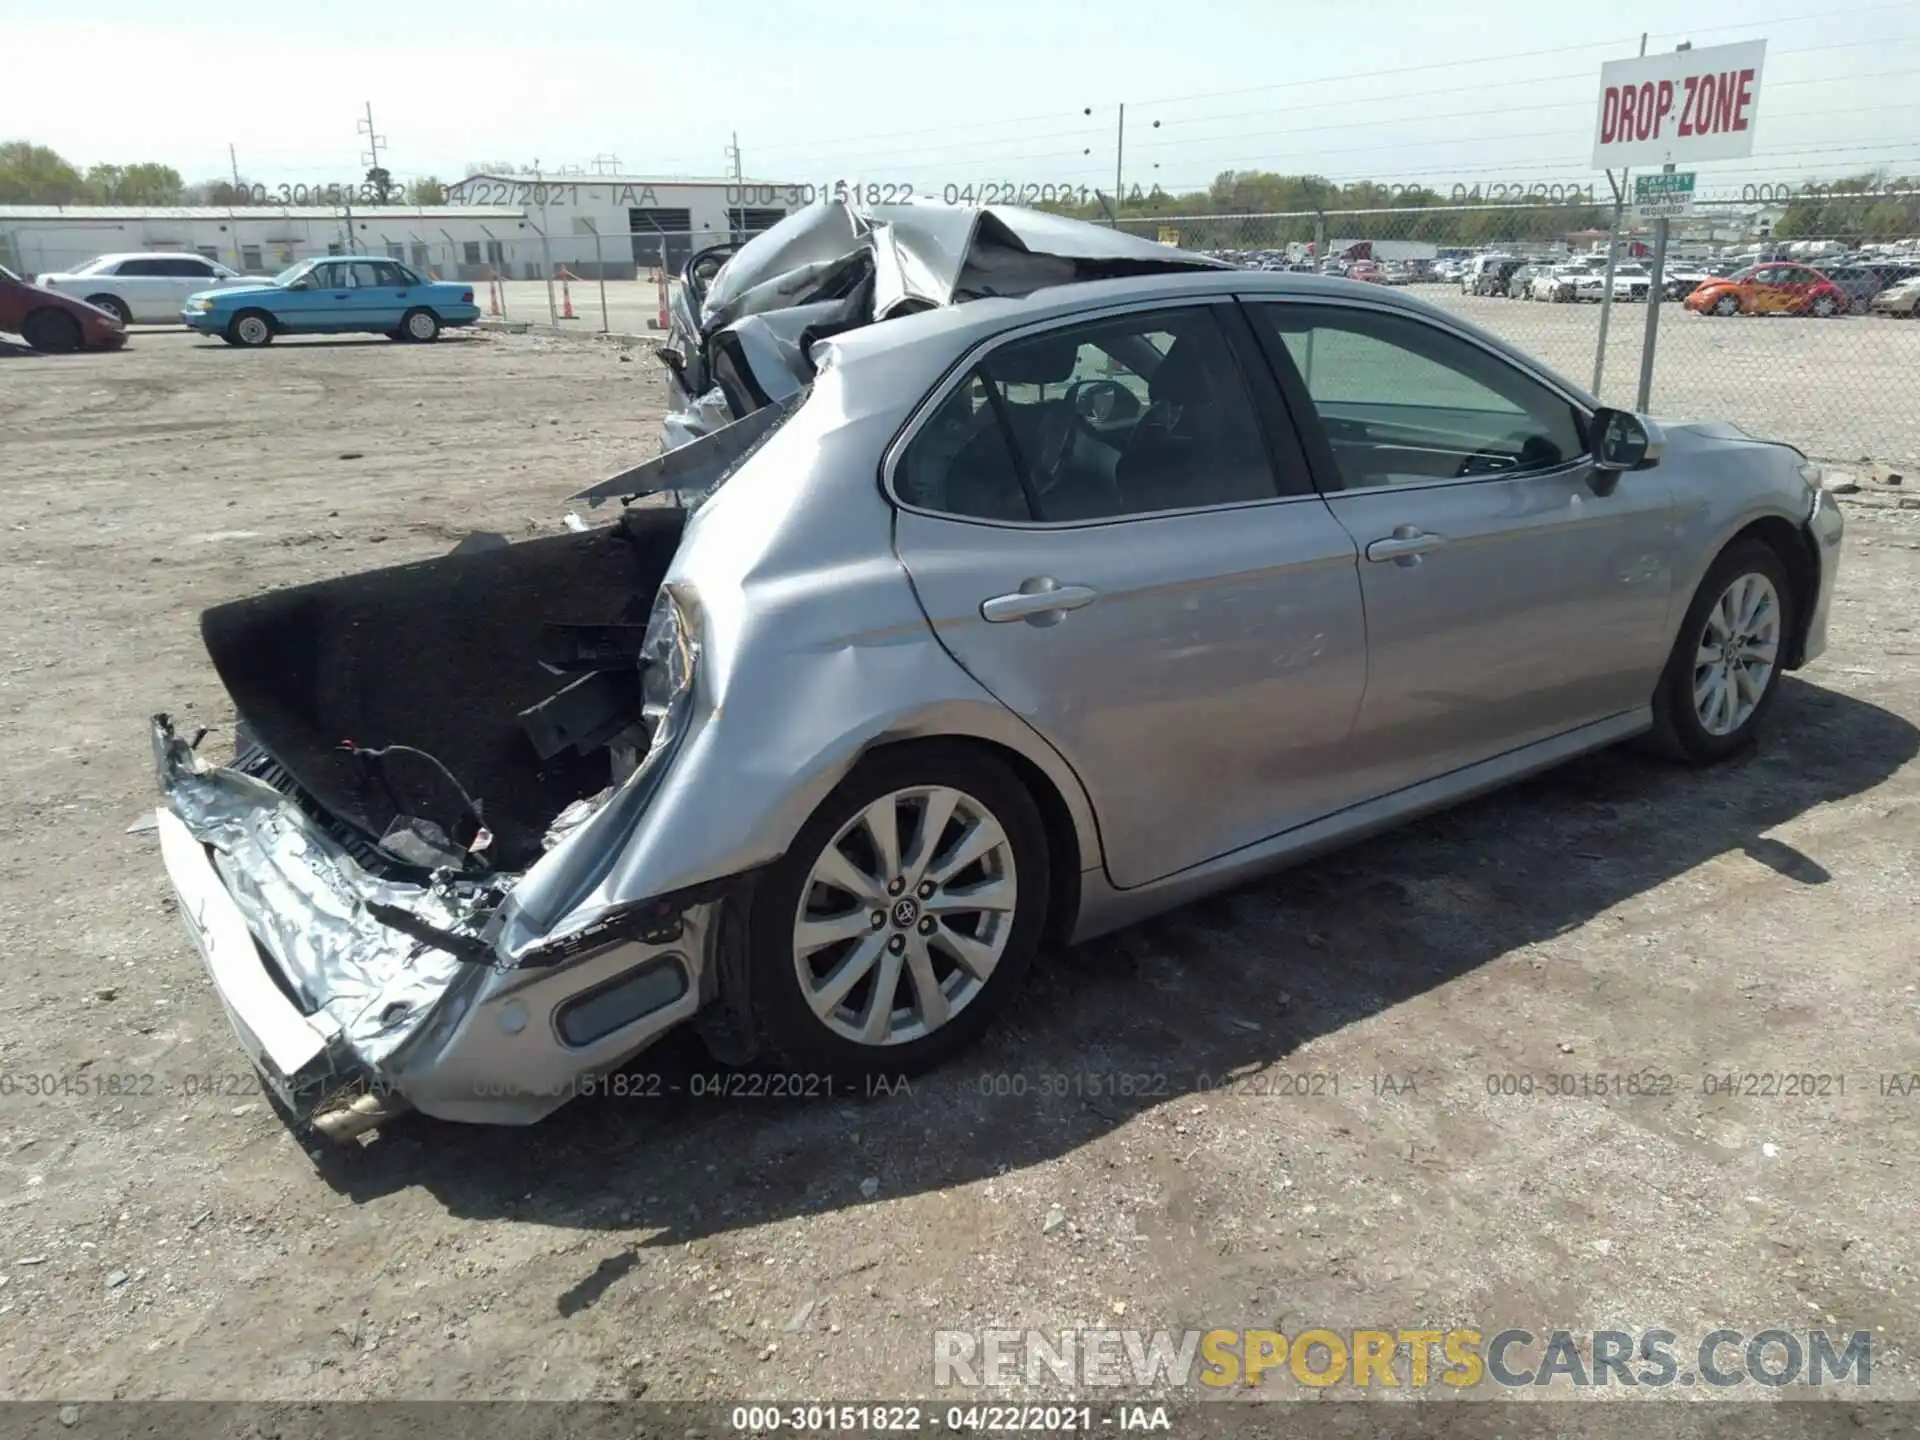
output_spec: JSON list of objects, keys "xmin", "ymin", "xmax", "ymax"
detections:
[
  {"xmin": 889, "ymin": 301, "xmax": 1369, "ymax": 889},
  {"xmin": 1249, "ymin": 300, "xmax": 1681, "ymax": 797}
]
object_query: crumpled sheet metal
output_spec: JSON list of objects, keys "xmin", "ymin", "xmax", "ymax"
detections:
[
  {"xmin": 660, "ymin": 200, "xmax": 1226, "ymax": 449},
  {"xmin": 156, "ymin": 732, "xmax": 494, "ymax": 1067}
]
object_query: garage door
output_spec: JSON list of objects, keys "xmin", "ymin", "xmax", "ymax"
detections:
[
  {"xmin": 630, "ymin": 208, "xmax": 694, "ymax": 271},
  {"xmin": 728, "ymin": 207, "xmax": 788, "ymax": 240}
]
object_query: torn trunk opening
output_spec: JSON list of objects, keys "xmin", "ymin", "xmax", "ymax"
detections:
[
  {"xmin": 198, "ymin": 506, "xmax": 686, "ymax": 872},
  {"xmin": 155, "ymin": 507, "xmax": 711, "ymax": 1132}
]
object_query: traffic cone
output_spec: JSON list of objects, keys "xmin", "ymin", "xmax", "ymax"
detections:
[{"xmin": 558, "ymin": 267, "xmax": 577, "ymax": 320}]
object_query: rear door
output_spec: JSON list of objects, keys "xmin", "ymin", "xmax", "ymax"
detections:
[
  {"xmin": 889, "ymin": 299, "xmax": 1369, "ymax": 889},
  {"xmin": 1248, "ymin": 299, "xmax": 1681, "ymax": 798},
  {"xmin": 112, "ymin": 259, "xmax": 171, "ymax": 321}
]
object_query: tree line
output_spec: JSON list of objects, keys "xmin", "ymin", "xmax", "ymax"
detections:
[{"xmin": 0, "ymin": 142, "xmax": 448, "ymax": 207}]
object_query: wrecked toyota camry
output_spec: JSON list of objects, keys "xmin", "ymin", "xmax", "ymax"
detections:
[{"xmin": 153, "ymin": 198, "xmax": 1842, "ymax": 1142}]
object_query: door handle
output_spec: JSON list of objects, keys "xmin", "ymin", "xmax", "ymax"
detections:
[
  {"xmin": 1365, "ymin": 526, "xmax": 1447, "ymax": 566},
  {"xmin": 981, "ymin": 578, "xmax": 1099, "ymax": 625}
]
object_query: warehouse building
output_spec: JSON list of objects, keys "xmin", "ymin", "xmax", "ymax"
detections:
[
  {"xmin": 445, "ymin": 172, "xmax": 800, "ymax": 272},
  {"xmin": 1, "ymin": 176, "xmax": 800, "ymax": 283}
]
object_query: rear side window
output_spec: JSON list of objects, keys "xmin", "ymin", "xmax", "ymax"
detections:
[
  {"xmin": 895, "ymin": 305, "xmax": 1281, "ymax": 524},
  {"xmin": 161, "ymin": 258, "xmax": 215, "ymax": 277}
]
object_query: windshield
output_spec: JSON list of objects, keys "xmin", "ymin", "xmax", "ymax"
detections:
[{"xmin": 272, "ymin": 260, "xmax": 315, "ymax": 286}]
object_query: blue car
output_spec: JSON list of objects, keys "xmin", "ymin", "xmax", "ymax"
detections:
[{"xmin": 183, "ymin": 256, "xmax": 481, "ymax": 346}]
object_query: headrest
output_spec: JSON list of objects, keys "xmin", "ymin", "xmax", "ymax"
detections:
[{"xmin": 987, "ymin": 335, "xmax": 1079, "ymax": 386}]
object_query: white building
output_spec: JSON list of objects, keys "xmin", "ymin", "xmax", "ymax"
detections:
[
  {"xmin": 0, "ymin": 176, "xmax": 802, "ymax": 283},
  {"xmin": 445, "ymin": 173, "xmax": 803, "ymax": 273},
  {"xmin": 0, "ymin": 204, "xmax": 530, "ymax": 281}
]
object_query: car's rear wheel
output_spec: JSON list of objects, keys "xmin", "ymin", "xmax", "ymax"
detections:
[
  {"xmin": 1712, "ymin": 293, "xmax": 1741, "ymax": 316},
  {"xmin": 1648, "ymin": 538, "xmax": 1795, "ymax": 764},
  {"xmin": 85, "ymin": 294, "xmax": 131, "ymax": 326},
  {"xmin": 399, "ymin": 308, "xmax": 440, "ymax": 343},
  {"xmin": 740, "ymin": 743, "xmax": 1049, "ymax": 1078},
  {"xmin": 228, "ymin": 310, "xmax": 274, "ymax": 347},
  {"xmin": 21, "ymin": 309, "xmax": 82, "ymax": 353},
  {"xmin": 1809, "ymin": 295, "xmax": 1838, "ymax": 318}
]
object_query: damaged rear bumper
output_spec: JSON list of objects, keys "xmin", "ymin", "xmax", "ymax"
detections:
[{"xmin": 151, "ymin": 715, "xmax": 715, "ymax": 1139}]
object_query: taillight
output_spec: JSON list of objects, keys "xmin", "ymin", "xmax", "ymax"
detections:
[{"xmin": 461, "ymin": 289, "xmax": 473, "ymax": 303}]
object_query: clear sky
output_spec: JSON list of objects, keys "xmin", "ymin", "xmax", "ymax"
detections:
[{"xmin": 3, "ymin": 0, "xmax": 1915, "ymax": 198}]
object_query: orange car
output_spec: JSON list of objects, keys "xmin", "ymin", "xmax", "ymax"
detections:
[{"xmin": 1684, "ymin": 262, "xmax": 1848, "ymax": 318}]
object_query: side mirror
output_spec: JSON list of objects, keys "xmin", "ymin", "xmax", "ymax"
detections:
[{"xmin": 1590, "ymin": 407, "xmax": 1656, "ymax": 474}]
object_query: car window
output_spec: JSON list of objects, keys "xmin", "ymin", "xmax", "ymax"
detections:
[
  {"xmin": 117, "ymin": 259, "xmax": 165, "ymax": 277},
  {"xmin": 1253, "ymin": 303, "xmax": 1586, "ymax": 490},
  {"xmin": 896, "ymin": 306, "xmax": 1282, "ymax": 524},
  {"xmin": 159, "ymin": 258, "xmax": 214, "ymax": 278}
]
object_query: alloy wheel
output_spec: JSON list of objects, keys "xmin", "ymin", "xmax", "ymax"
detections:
[
  {"xmin": 791, "ymin": 784, "xmax": 1017, "ymax": 1046},
  {"xmin": 1693, "ymin": 572, "xmax": 1781, "ymax": 736},
  {"xmin": 406, "ymin": 310, "xmax": 438, "ymax": 340}
]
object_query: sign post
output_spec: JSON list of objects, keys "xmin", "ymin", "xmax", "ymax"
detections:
[{"xmin": 1592, "ymin": 37, "xmax": 1765, "ymax": 412}]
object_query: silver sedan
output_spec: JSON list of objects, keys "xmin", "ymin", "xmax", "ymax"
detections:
[{"xmin": 151, "ymin": 206, "xmax": 1843, "ymax": 1140}]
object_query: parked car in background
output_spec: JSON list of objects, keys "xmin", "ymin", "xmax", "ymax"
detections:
[
  {"xmin": 1662, "ymin": 264, "xmax": 1715, "ymax": 301},
  {"xmin": 0, "ymin": 263, "xmax": 127, "ymax": 352},
  {"xmin": 1504, "ymin": 262, "xmax": 1553, "ymax": 298},
  {"xmin": 1611, "ymin": 264, "xmax": 1653, "ymax": 303},
  {"xmin": 33, "ymin": 252, "xmax": 264, "ymax": 326},
  {"xmin": 1819, "ymin": 264, "xmax": 1887, "ymax": 315},
  {"xmin": 1473, "ymin": 257, "xmax": 1526, "ymax": 296},
  {"xmin": 1684, "ymin": 263, "xmax": 1848, "ymax": 317},
  {"xmin": 1867, "ymin": 275, "xmax": 1920, "ymax": 316},
  {"xmin": 149, "ymin": 200, "xmax": 1844, "ymax": 1140},
  {"xmin": 181, "ymin": 257, "xmax": 482, "ymax": 346}
]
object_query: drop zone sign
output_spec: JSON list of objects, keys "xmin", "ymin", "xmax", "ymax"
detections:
[{"xmin": 1593, "ymin": 39, "xmax": 1766, "ymax": 168}]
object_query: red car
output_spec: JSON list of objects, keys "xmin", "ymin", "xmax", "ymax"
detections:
[
  {"xmin": 1683, "ymin": 262, "xmax": 1848, "ymax": 318},
  {"xmin": 0, "ymin": 263, "xmax": 128, "ymax": 352}
]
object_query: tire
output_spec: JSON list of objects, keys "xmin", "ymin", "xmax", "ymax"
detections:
[
  {"xmin": 399, "ymin": 308, "xmax": 440, "ymax": 342},
  {"xmin": 228, "ymin": 310, "xmax": 274, "ymax": 347},
  {"xmin": 21, "ymin": 309, "xmax": 82, "ymax": 353},
  {"xmin": 1712, "ymin": 294, "xmax": 1740, "ymax": 316},
  {"xmin": 85, "ymin": 294, "xmax": 131, "ymax": 326},
  {"xmin": 1647, "ymin": 538, "xmax": 1796, "ymax": 764},
  {"xmin": 1809, "ymin": 295, "xmax": 1838, "ymax": 318},
  {"xmin": 738, "ymin": 742, "xmax": 1050, "ymax": 1079}
]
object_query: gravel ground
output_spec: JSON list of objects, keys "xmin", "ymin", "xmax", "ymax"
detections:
[{"xmin": 1, "ymin": 328, "xmax": 1918, "ymax": 1406}]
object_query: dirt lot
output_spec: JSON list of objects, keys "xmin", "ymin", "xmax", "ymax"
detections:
[{"xmin": 2, "ymin": 328, "xmax": 1918, "ymax": 1406}]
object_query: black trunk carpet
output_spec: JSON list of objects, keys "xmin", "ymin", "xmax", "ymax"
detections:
[{"xmin": 200, "ymin": 510, "xmax": 685, "ymax": 872}]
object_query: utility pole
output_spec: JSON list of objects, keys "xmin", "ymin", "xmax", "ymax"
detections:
[
  {"xmin": 1113, "ymin": 104, "xmax": 1125, "ymax": 230},
  {"xmin": 228, "ymin": 143, "xmax": 243, "ymax": 191},
  {"xmin": 726, "ymin": 132, "xmax": 744, "ymax": 183},
  {"xmin": 357, "ymin": 102, "xmax": 386, "ymax": 175},
  {"xmin": 533, "ymin": 156, "xmax": 557, "ymax": 324},
  {"xmin": 1635, "ymin": 39, "xmax": 1689, "ymax": 413}
]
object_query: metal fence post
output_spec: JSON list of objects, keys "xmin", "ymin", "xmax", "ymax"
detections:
[
  {"xmin": 1635, "ymin": 41, "xmax": 1689, "ymax": 413},
  {"xmin": 1592, "ymin": 32, "xmax": 1647, "ymax": 398},
  {"xmin": 586, "ymin": 221, "xmax": 609, "ymax": 332},
  {"xmin": 1593, "ymin": 169, "xmax": 1628, "ymax": 396}
]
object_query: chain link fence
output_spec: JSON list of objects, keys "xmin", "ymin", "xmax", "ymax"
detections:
[{"xmin": 1118, "ymin": 189, "xmax": 1920, "ymax": 474}]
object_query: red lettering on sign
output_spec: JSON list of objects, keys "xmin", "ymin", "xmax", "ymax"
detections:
[
  {"xmin": 1678, "ymin": 74, "xmax": 1699, "ymax": 135},
  {"xmin": 1733, "ymin": 67, "xmax": 1756, "ymax": 130},
  {"xmin": 1654, "ymin": 79, "xmax": 1674, "ymax": 136},
  {"xmin": 1638, "ymin": 82, "xmax": 1657, "ymax": 139},
  {"xmin": 1714, "ymin": 71, "xmax": 1736, "ymax": 132},
  {"xmin": 1601, "ymin": 86, "xmax": 1620, "ymax": 143},
  {"xmin": 1619, "ymin": 83, "xmax": 1638, "ymax": 141}
]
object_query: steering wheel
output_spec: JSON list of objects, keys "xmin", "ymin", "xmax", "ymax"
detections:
[
  {"xmin": 1033, "ymin": 399, "xmax": 1104, "ymax": 489},
  {"xmin": 1065, "ymin": 378, "xmax": 1141, "ymax": 427}
]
